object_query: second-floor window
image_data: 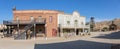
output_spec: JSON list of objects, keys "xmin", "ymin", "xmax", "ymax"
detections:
[
  {"xmin": 81, "ymin": 22, "xmax": 84, "ymax": 25},
  {"xmin": 74, "ymin": 20, "xmax": 78, "ymax": 24},
  {"xmin": 16, "ymin": 16, "xmax": 19, "ymax": 21},
  {"xmin": 67, "ymin": 21, "xmax": 70, "ymax": 25},
  {"xmin": 30, "ymin": 16, "xmax": 34, "ymax": 21},
  {"xmin": 38, "ymin": 16, "xmax": 42, "ymax": 22},
  {"xmin": 49, "ymin": 16, "xmax": 52, "ymax": 22},
  {"xmin": 74, "ymin": 20, "xmax": 78, "ymax": 26}
]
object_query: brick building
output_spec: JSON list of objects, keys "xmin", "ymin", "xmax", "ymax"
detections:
[
  {"xmin": 3, "ymin": 7, "xmax": 90, "ymax": 39},
  {"xmin": 3, "ymin": 7, "xmax": 63, "ymax": 39}
]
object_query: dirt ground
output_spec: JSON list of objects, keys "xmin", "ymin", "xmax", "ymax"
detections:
[{"xmin": 0, "ymin": 31, "xmax": 120, "ymax": 49}]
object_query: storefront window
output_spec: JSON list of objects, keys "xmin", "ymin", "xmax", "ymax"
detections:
[{"xmin": 38, "ymin": 29, "xmax": 42, "ymax": 34}]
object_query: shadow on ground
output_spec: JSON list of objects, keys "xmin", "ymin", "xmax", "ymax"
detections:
[
  {"xmin": 34, "ymin": 40, "xmax": 111, "ymax": 49},
  {"xmin": 92, "ymin": 31, "xmax": 120, "ymax": 39}
]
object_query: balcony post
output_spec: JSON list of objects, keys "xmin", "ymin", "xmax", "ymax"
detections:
[
  {"xmin": 3, "ymin": 26, "xmax": 4, "ymax": 37},
  {"xmin": 45, "ymin": 24, "xmax": 47, "ymax": 40},
  {"xmin": 89, "ymin": 24, "xmax": 91, "ymax": 33},
  {"xmin": 17, "ymin": 20, "xmax": 19, "ymax": 34},
  {"xmin": 8, "ymin": 26, "xmax": 10, "ymax": 34},
  {"xmin": 74, "ymin": 24, "xmax": 77, "ymax": 36},
  {"xmin": 58, "ymin": 24, "xmax": 61, "ymax": 37},
  {"xmin": 74, "ymin": 27, "xmax": 76, "ymax": 36},
  {"xmin": 83, "ymin": 28, "xmax": 84, "ymax": 33},
  {"xmin": 17, "ymin": 16, "xmax": 19, "ymax": 34},
  {"xmin": 60, "ymin": 24, "xmax": 63, "ymax": 37},
  {"xmin": 34, "ymin": 21, "xmax": 36, "ymax": 40}
]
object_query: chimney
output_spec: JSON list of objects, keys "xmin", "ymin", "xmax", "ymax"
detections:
[{"xmin": 13, "ymin": 6, "xmax": 16, "ymax": 11}]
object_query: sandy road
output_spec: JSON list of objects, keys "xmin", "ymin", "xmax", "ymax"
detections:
[{"xmin": 0, "ymin": 31, "xmax": 119, "ymax": 49}]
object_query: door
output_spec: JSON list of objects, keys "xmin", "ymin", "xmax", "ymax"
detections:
[
  {"xmin": 52, "ymin": 29, "xmax": 57, "ymax": 36},
  {"xmin": 76, "ymin": 29, "xmax": 79, "ymax": 35}
]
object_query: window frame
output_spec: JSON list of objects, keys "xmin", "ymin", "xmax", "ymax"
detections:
[
  {"xmin": 30, "ymin": 16, "xmax": 34, "ymax": 21},
  {"xmin": 49, "ymin": 16, "xmax": 52, "ymax": 22},
  {"xmin": 67, "ymin": 21, "xmax": 70, "ymax": 25}
]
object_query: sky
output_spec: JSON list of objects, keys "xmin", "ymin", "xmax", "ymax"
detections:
[{"xmin": 0, "ymin": 0, "xmax": 120, "ymax": 24}]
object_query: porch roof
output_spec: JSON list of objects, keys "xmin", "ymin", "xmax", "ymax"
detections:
[{"xmin": 3, "ymin": 20, "xmax": 45, "ymax": 26}]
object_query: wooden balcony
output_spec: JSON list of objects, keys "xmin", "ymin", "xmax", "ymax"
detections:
[
  {"xmin": 60, "ymin": 24, "xmax": 90, "ymax": 28},
  {"xmin": 3, "ymin": 19, "xmax": 46, "ymax": 25}
]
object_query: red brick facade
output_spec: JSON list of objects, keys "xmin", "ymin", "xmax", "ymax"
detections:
[{"xmin": 13, "ymin": 10, "xmax": 62, "ymax": 37}]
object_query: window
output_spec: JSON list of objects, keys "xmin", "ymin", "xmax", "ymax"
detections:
[
  {"xmin": 81, "ymin": 22, "xmax": 83, "ymax": 25},
  {"xmin": 49, "ymin": 16, "xmax": 52, "ymax": 22},
  {"xmin": 74, "ymin": 20, "xmax": 78, "ymax": 24},
  {"xmin": 67, "ymin": 21, "xmax": 70, "ymax": 25},
  {"xmin": 74, "ymin": 20, "xmax": 78, "ymax": 26},
  {"xmin": 38, "ymin": 16, "xmax": 42, "ymax": 22},
  {"xmin": 30, "ymin": 16, "xmax": 34, "ymax": 21},
  {"xmin": 16, "ymin": 16, "xmax": 19, "ymax": 21}
]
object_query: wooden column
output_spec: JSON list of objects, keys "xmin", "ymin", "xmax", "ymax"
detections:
[
  {"xmin": 34, "ymin": 23, "xmax": 36, "ymax": 40},
  {"xmin": 83, "ymin": 28, "xmax": 84, "ymax": 33},
  {"xmin": 60, "ymin": 27, "xmax": 63, "ymax": 37},
  {"xmin": 45, "ymin": 24, "xmax": 47, "ymax": 40}
]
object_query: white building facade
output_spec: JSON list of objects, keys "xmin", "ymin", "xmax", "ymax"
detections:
[{"xmin": 58, "ymin": 11, "xmax": 90, "ymax": 36}]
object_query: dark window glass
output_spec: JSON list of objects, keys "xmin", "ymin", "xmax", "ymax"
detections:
[{"xmin": 67, "ymin": 21, "xmax": 70, "ymax": 25}]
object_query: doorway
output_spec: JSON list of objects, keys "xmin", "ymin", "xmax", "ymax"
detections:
[
  {"xmin": 52, "ymin": 29, "xmax": 57, "ymax": 37},
  {"xmin": 76, "ymin": 29, "xmax": 79, "ymax": 35}
]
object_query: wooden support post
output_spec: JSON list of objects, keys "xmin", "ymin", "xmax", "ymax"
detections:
[
  {"xmin": 45, "ymin": 24, "xmax": 47, "ymax": 40},
  {"xmin": 34, "ymin": 24, "xmax": 36, "ymax": 40}
]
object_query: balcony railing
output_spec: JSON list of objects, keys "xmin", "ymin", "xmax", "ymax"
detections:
[
  {"xmin": 3, "ymin": 18, "xmax": 46, "ymax": 25},
  {"xmin": 60, "ymin": 24, "xmax": 90, "ymax": 28}
]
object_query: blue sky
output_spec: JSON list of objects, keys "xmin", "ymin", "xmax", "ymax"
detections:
[{"xmin": 0, "ymin": 0, "xmax": 120, "ymax": 24}]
